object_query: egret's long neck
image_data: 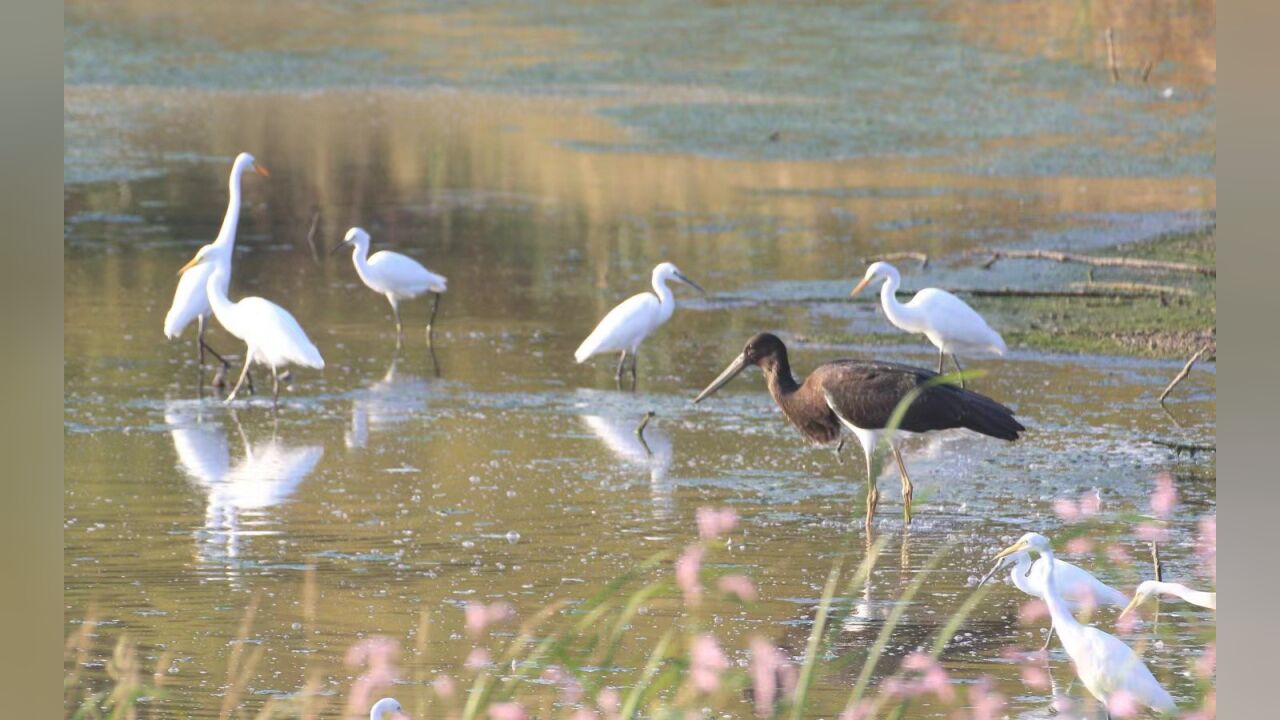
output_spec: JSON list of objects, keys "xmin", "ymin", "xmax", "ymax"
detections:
[
  {"xmin": 205, "ymin": 268, "xmax": 236, "ymax": 319},
  {"xmin": 1040, "ymin": 550, "xmax": 1081, "ymax": 632},
  {"xmin": 1158, "ymin": 582, "xmax": 1217, "ymax": 609},
  {"xmin": 1010, "ymin": 552, "xmax": 1036, "ymax": 595},
  {"xmin": 652, "ymin": 274, "xmax": 675, "ymax": 307},
  {"xmin": 878, "ymin": 273, "xmax": 923, "ymax": 331},
  {"xmin": 350, "ymin": 242, "xmax": 373, "ymax": 281},
  {"xmin": 214, "ymin": 168, "xmax": 245, "ymax": 247}
]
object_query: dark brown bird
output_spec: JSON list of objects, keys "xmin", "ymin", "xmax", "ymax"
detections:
[{"xmin": 693, "ymin": 333, "xmax": 1025, "ymax": 522}]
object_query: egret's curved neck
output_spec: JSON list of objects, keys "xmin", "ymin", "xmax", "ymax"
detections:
[
  {"xmin": 651, "ymin": 273, "xmax": 675, "ymax": 307},
  {"xmin": 205, "ymin": 268, "xmax": 236, "ymax": 319},
  {"xmin": 1039, "ymin": 550, "xmax": 1081, "ymax": 632},
  {"xmin": 1154, "ymin": 581, "xmax": 1216, "ymax": 609},
  {"xmin": 214, "ymin": 167, "xmax": 245, "ymax": 247},
  {"xmin": 349, "ymin": 242, "xmax": 372, "ymax": 279},
  {"xmin": 877, "ymin": 272, "xmax": 922, "ymax": 330},
  {"xmin": 1009, "ymin": 552, "xmax": 1036, "ymax": 595}
]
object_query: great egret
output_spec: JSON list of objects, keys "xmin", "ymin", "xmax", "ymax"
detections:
[
  {"xmin": 979, "ymin": 546, "xmax": 1129, "ymax": 650},
  {"xmin": 334, "ymin": 227, "xmax": 448, "ymax": 347},
  {"xmin": 850, "ymin": 261, "xmax": 1006, "ymax": 388},
  {"xmin": 992, "ymin": 533, "xmax": 1176, "ymax": 716},
  {"xmin": 369, "ymin": 697, "xmax": 408, "ymax": 720},
  {"xmin": 575, "ymin": 262, "xmax": 705, "ymax": 389},
  {"xmin": 178, "ymin": 246, "xmax": 324, "ymax": 405},
  {"xmin": 1119, "ymin": 580, "xmax": 1216, "ymax": 618},
  {"xmin": 163, "ymin": 152, "xmax": 269, "ymax": 387},
  {"xmin": 693, "ymin": 333, "xmax": 1024, "ymax": 523}
]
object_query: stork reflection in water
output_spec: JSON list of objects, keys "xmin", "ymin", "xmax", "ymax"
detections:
[{"xmin": 694, "ymin": 333, "xmax": 1024, "ymax": 525}]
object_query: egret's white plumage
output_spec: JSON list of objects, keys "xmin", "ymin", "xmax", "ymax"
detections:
[
  {"xmin": 336, "ymin": 227, "xmax": 447, "ymax": 345},
  {"xmin": 575, "ymin": 262, "xmax": 705, "ymax": 387},
  {"xmin": 369, "ymin": 697, "xmax": 408, "ymax": 720},
  {"xmin": 994, "ymin": 533, "xmax": 1176, "ymax": 715},
  {"xmin": 178, "ymin": 245, "xmax": 324, "ymax": 404},
  {"xmin": 163, "ymin": 152, "xmax": 268, "ymax": 378},
  {"xmin": 1120, "ymin": 580, "xmax": 1216, "ymax": 618},
  {"xmin": 851, "ymin": 261, "xmax": 1005, "ymax": 385},
  {"xmin": 981, "ymin": 546, "xmax": 1129, "ymax": 650}
]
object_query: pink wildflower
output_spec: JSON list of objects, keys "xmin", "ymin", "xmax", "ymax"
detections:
[
  {"xmin": 1135, "ymin": 522, "xmax": 1169, "ymax": 543},
  {"xmin": 488, "ymin": 702, "xmax": 528, "ymax": 720},
  {"xmin": 968, "ymin": 677, "xmax": 1006, "ymax": 720},
  {"xmin": 597, "ymin": 687, "xmax": 621, "ymax": 720},
  {"xmin": 568, "ymin": 711, "xmax": 600, "ymax": 720},
  {"xmin": 343, "ymin": 636, "xmax": 400, "ymax": 717},
  {"xmin": 1150, "ymin": 473, "xmax": 1177, "ymax": 518},
  {"xmin": 749, "ymin": 638, "xmax": 796, "ymax": 716},
  {"xmin": 1053, "ymin": 498, "xmax": 1080, "ymax": 521},
  {"xmin": 690, "ymin": 634, "xmax": 730, "ymax": 693},
  {"xmin": 717, "ymin": 574, "xmax": 758, "ymax": 602},
  {"xmin": 1066, "ymin": 537, "xmax": 1094, "ymax": 556},
  {"xmin": 1195, "ymin": 643, "xmax": 1216, "ymax": 679},
  {"xmin": 1020, "ymin": 664, "xmax": 1049, "ymax": 689},
  {"xmin": 465, "ymin": 601, "xmax": 515, "ymax": 637},
  {"xmin": 432, "ymin": 674, "xmax": 457, "ymax": 699},
  {"xmin": 1105, "ymin": 543, "xmax": 1133, "ymax": 566},
  {"xmin": 1106, "ymin": 689, "xmax": 1140, "ymax": 717},
  {"xmin": 839, "ymin": 699, "xmax": 873, "ymax": 720},
  {"xmin": 465, "ymin": 648, "xmax": 492, "ymax": 670},
  {"xmin": 1115, "ymin": 609, "xmax": 1139, "ymax": 635},
  {"xmin": 1079, "ymin": 489, "xmax": 1102, "ymax": 516},
  {"xmin": 697, "ymin": 507, "xmax": 739, "ymax": 539},
  {"xmin": 675, "ymin": 544, "xmax": 705, "ymax": 605},
  {"xmin": 1018, "ymin": 598, "xmax": 1049, "ymax": 624}
]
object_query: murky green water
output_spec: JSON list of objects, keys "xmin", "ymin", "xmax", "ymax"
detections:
[{"xmin": 65, "ymin": 1, "xmax": 1215, "ymax": 718}]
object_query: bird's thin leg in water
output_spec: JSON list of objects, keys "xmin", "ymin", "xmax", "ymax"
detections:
[
  {"xmin": 892, "ymin": 445, "xmax": 913, "ymax": 521},
  {"xmin": 1039, "ymin": 624, "xmax": 1056, "ymax": 652},
  {"xmin": 390, "ymin": 298, "xmax": 403, "ymax": 349},
  {"xmin": 426, "ymin": 292, "xmax": 442, "ymax": 347},
  {"xmin": 629, "ymin": 353, "xmax": 638, "ymax": 391},
  {"xmin": 225, "ymin": 352, "xmax": 254, "ymax": 403},
  {"xmin": 951, "ymin": 353, "xmax": 965, "ymax": 389},
  {"xmin": 197, "ymin": 315, "xmax": 207, "ymax": 366},
  {"xmin": 937, "ymin": 349, "xmax": 945, "ymax": 374},
  {"xmin": 614, "ymin": 351, "xmax": 628, "ymax": 388},
  {"xmin": 271, "ymin": 368, "xmax": 280, "ymax": 408},
  {"xmin": 863, "ymin": 448, "xmax": 879, "ymax": 527},
  {"xmin": 834, "ymin": 437, "xmax": 846, "ymax": 464}
]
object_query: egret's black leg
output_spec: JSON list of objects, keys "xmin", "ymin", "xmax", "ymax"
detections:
[
  {"xmin": 937, "ymin": 348, "xmax": 945, "ymax": 374},
  {"xmin": 951, "ymin": 353, "xmax": 965, "ymax": 389},
  {"xmin": 271, "ymin": 368, "xmax": 280, "ymax": 408},
  {"xmin": 226, "ymin": 352, "xmax": 254, "ymax": 403},
  {"xmin": 427, "ymin": 292, "xmax": 442, "ymax": 347},
  {"xmin": 834, "ymin": 437, "xmax": 847, "ymax": 464},
  {"xmin": 863, "ymin": 447, "xmax": 879, "ymax": 526},
  {"xmin": 892, "ymin": 445, "xmax": 913, "ymax": 521},
  {"xmin": 629, "ymin": 353, "xmax": 638, "ymax": 391}
]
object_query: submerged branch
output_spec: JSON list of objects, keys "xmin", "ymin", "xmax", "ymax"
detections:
[{"xmin": 964, "ymin": 248, "xmax": 1215, "ymax": 277}]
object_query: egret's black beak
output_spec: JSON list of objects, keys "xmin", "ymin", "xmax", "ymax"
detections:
[
  {"xmin": 330, "ymin": 239, "xmax": 351, "ymax": 256},
  {"xmin": 694, "ymin": 353, "xmax": 748, "ymax": 404},
  {"xmin": 675, "ymin": 271, "xmax": 707, "ymax": 296}
]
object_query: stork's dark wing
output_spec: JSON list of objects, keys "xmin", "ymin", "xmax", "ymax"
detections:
[{"xmin": 815, "ymin": 360, "xmax": 1024, "ymax": 440}]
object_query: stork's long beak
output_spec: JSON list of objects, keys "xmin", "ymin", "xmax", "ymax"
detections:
[
  {"xmin": 694, "ymin": 353, "xmax": 748, "ymax": 404},
  {"xmin": 1117, "ymin": 594, "xmax": 1143, "ymax": 620},
  {"xmin": 331, "ymin": 239, "xmax": 351, "ymax": 255},
  {"xmin": 253, "ymin": 163, "xmax": 270, "ymax": 177},
  {"xmin": 177, "ymin": 254, "xmax": 204, "ymax": 276},
  {"xmin": 977, "ymin": 558, "xmax": 1006, "ymax": 588},
  {"xmin": 849, "ymin": 277, "xmax": 872, "ymax": 297},
  {"xmin": 991, "ymin": 539, "xmax": 1029, "ymax": 562},
  {"xmin": 674, "ymin": 271, "xmax": 707, "ymax": 296}
]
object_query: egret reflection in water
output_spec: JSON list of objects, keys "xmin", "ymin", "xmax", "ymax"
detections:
[
  {"xmin": 580, "ymin": 413, "xmax": 674, "ymax": 520},
  {"xmin": 345, "ymin": 353, "xmax": 435, "ymax": 449},
  {"xmin": 164, "ymin": 403, "xmax": 323, "ymax": 573}
]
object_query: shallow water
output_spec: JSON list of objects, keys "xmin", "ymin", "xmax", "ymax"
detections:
[{"xmin": 65, "ymin": 1, "xmax": 1215, "ymax": 717}]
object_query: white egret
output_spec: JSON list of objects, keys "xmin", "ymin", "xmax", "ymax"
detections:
[
  {"xmin": 334, "ymin": 227, "xmax": 448, "ymax": 347},
  {"xmin": 1119, "ymin": 580, "xmax": 1216, "ymax": 618},
  {"xmin": 178, "ymin": 246, "xmax": 324, "ymax": 405},
  {"xmin": 575, "ymin": 262, "xmax": 705, "ymax": 388},
  {"xmin": 163, "ymin": 152, "xmax": 269, "ymax": 387},
  {"xmin": 992, "ymin": 533, "xmax": 1176, "ymax": 716},
  {"xmin": 370, "ymin": 697, "xmax": 409, "ymax": 720},
  {"xmin": 979, "ymin": 545, "xmax": 1129, "ymax": 650},
  {"xmin": 850, "ymin": 261, "xmax": 1006, "ymax": 388}
]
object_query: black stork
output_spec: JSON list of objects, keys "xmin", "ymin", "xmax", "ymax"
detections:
[{"xmin": 692, "ymin": 333, "xmax": 1024, "ymax": 523}]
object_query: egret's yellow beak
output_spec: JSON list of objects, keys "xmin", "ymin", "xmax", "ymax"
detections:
[
  {"xmin": 177, "ymin": 254, "xmax": 204, "ymax": 276},
  {"xmin": 850, "ymin": 277, "xmax": 872, "ymax": 297},
  {"xmin": 991, "ymin": 539, "xmax": 1029, "ymax": 562},
  {"xmin": 1117, "ymin": 594, "xmax": 1143, "ymax": 620},
  {"xmin": 253, "ymin": 163, "xmax": 270, "ymax": 177}
]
